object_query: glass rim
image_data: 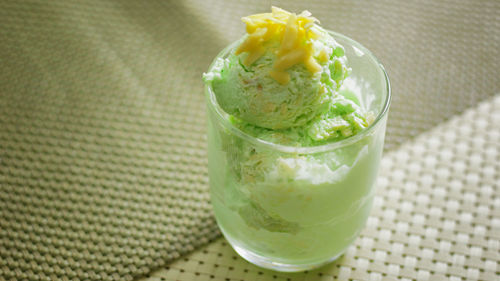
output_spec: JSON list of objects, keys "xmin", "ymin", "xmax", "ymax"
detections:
[{"xmin": 205, "ymin": 30, "xmax": 391, "ymax": 154}]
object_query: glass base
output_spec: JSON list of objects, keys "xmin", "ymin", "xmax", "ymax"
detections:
[
  {"xmin": 221, "ymin": 230, "xmax": 344, "ymax": 272},
  {"xmin": 231, "ymin": 243, "xmax": 343, "ymax": 272}
]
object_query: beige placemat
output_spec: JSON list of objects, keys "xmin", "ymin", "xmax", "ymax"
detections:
[
  {"xmin": 0, "ymin": 0, "xmax": 499, "ymax": 280},
  {"xmin": 143, "ymin": 95, "xmax": 500, "ymax": 281}
]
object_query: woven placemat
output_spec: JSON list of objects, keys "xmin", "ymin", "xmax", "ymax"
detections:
[
  {"xmin": 0, "ymin": 0, "xmax": 499, "ymax": 280},
  {"xmin": 143, "ymin": 95, "xmax": 500, "ymax": 281}
]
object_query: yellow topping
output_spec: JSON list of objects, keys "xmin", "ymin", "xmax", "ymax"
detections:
[
  {"xmin": 236, "ymin": 7, "xmax": 322, "ymax": 85},
  {"xmin": 318, "ymin": 49, "xmax": 329, "ymax": 63},
  {"xmin": 269, "ymin": 69, "xmax": 290, "ymax": 85},
  {"xmin": 274, "ymin": 49, "xmax": 306, "ymax": 70},
  {"xmin": 304, "ymin": 56, "xmax": 322, "ymax": 73}
]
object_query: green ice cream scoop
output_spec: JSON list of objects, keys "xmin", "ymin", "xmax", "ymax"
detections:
[{"xmin": 203, "ymin": 26, "xmax": 350, "ymax": 130}]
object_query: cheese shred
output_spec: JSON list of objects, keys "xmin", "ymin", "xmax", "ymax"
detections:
[{"xmin": 235, "ymin": 7, "xmax": 323, "ymax": 85}]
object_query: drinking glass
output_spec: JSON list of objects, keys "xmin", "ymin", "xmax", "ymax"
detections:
[{"xmin": 205, "ymin": 31, "xmax": 391, "ymax": 272}]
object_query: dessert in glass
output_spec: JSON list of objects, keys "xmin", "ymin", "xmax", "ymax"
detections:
[{"xmin": 203, "ymin": 7, "xmax": 390, "ymax": 272}]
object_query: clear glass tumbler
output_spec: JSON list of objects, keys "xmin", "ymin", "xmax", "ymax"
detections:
[{"xmin": 205, "ymin": 31, "xmax": 391, "ymax": 272}]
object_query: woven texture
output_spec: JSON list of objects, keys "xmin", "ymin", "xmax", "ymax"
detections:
[
  {"xmin": 143, "ymin": 95, "xmax": 500, "ymax": 281},
  {"xmin": 0, "ymin": 0, "xmax": 499, "ymax": 280}
]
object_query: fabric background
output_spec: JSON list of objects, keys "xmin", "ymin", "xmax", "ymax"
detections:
[{"xmin": 0, "ymin": 0, "xmax": 498, "ymax": 280}]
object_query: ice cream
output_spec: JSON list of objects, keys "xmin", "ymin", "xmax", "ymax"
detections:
[
  {"xmin": 204, "ymin": 7, "xmax": 372, "ymax": 140},
  {"xmin": 204, "ymin": 7, "xmax": 389, "ymax": 271}
]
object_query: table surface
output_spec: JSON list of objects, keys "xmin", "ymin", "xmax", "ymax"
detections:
[{"xmin": 0, "ymin": 0, "xmax": 499, "ymax": 280}]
